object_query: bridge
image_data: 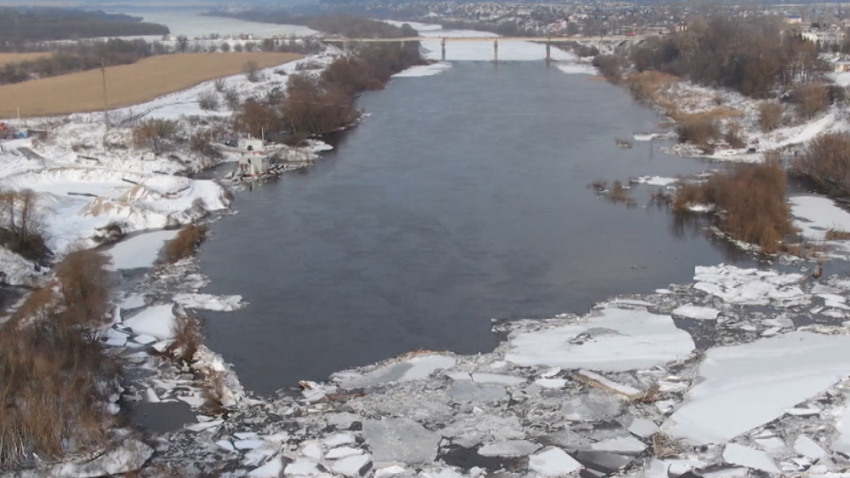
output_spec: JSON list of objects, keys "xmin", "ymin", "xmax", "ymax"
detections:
[{"xmin": 318, "ymin": 35, "xmax": 650, "ymax": 62}]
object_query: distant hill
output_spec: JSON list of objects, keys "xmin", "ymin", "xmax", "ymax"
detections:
[{"xmin": 0, "ymin": 7, "xmax": 169, "ymax": 44}]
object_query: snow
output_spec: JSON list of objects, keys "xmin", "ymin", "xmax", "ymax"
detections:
[
  {"xmin": 794, "ymin": 435, "xmax": 826, "ymax": 460},
  {"xmin": 672, "ymin": 304, "xmax": 721, "ymax": 320},
  {"xmin": 123, "ymin": 305, "xmax": 177, "ymax": 340},
  {"xmin": 790, "ymin": 195, "xmax": 850, "ymax": 242},
  {"xmin": 693, "ymin": 265, "xmax": 808, "ymax": 307},
  {"xmin": 528, "ymin": 447, "xmax": 583, "ymax": 476},
  {"xmin": 335, "ymin": 354, "xmax": 456, "ymax": 389},
  {"xmin": 505, "ymin": 307, "xmax": 695, "ymax": 371},
  {"xmin": 172, "ymin": 293, "xmax": 245, "ymax": 311},
  {"xmin": 0, "ymin": 247, "xmax": 45, "ymax": 287},
  {"xmin": 836, "ymin": 71, "xmax": 850, "ymax": 87},
  {"xmin": 632, "ymin": 176, "xmax": 679, "ymax": 187},
  {"xmin": 833, "ymin": 404, "xmax": 850, "ymax": 455},
  {"xmin": 118, "ymin": 293, "xmax": 146, "ymax": 309},
  {"xmin": 330, "ymin": 454, "xmax": 371, "ymax": 476},
  {"xmin": 664, "ymin": 332, "xmax": 850, "ymax": 444},
  {"xmin": 393, "ymin": 62, "xmax": 452, "ymax": 78},
  {"xmin": 722, "ymin": 444, "xmax": 780, "ymax": 473},
  {"xmin": 104, "ymin": 229, "xmax": 178, "ymax": 270},
  {"xmin": 590, "ymin": 436, "xmax": 647, "ymax": 454}
]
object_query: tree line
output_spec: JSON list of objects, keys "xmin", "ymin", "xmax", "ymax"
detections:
[
  {"xmin": 0, "ymin": 7, "xmax": 168, "ymax": 48},
  {"xmin": 621, "ymin": 16, "xmax": 826, "ymax": 98}
]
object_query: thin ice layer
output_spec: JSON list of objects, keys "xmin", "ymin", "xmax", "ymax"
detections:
[{"xmin": 664, "ymin": 332, "xmax": 850, "ymax": 444}]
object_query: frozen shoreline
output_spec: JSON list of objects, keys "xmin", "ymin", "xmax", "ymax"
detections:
[{"xmin": 6, "ymin": 23, "xmax": 850, "ymax": 478}]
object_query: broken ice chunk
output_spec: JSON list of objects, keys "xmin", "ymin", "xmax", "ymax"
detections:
[
  {"xmin": 444, "ymin": 372, "xmax": 525, "ymax": 386},
  {"xmin": 784, "ymin": 406, "xmax": 821, "ymax": 416},
  {"xmin": 363, "ymin": 418, "xmax": 440, "ymax": 464},
  {"xmin": 323, "ymin": 433, "xmax": 356, "ymax": 448},
  {"xmin": 722, "ymin": 443, "xmax": 779, "ymax": 473},
  {"xmin": 589, "ymin": 436, "xmax": 647, "ymax": 455},
  {"xmin": 330, "ymin": 454, "xmax": 371, "ymax": 477},
  {"xmin": 534, "ymin": 378, "xmax": 567, "ymax": 389},
  {"xmin": 248, "ymin": 457, "xmax": 283, "ymax": 478},
  {"xmin": 794, "ymin": 435, "xmax": 826, "ymax": 460},
  {"xmin": 374, "ymin": 466, "xmax": 406, "ymax": 478},
  {"xmin": 326, "ymin": 447, "xmax": 363, "ymax": 459},
  {"xmin": 301, "ymin": 441, "xmax": 323, "ymax": 460},
  {"xmin": 528, "ymin": 447, "xmax": 583, "ymax": 476},
  {"xmin": 335, "ymin": 354, "xmax": 456, "ymax": 389},
  {"xmin": 234, "ymin": 439, "xmax": 266, "ymax": 450},
  {"xmin": 672, "ymin": 304, "xmax": 720, "ymax": 320},
  {"xmin": 694, "ymin": 265, "xmax": 808, "ymax": 307},
  {"xmin": 477, "ymin": 440, "xmax": 540, "ymax": 457},
  {"xmin": 285, "ymin": 459, "xmax": 322, "ymax": 476},
  {"xmin": 574, "ymin": 370, "xmax": 642, "ymax": 399},
  {"xmin": 627, "ymin": 418, "xmax": 658, "ymax": 438},
  {"xmin": 664, "ymin": 332, "xmax": 850, "ymax": 444},
  {"xmin": 753, "ymin": 437, "xmax": 785, "ymax": 451},
  {"xmin": 123, "ymin": 305, "xmax": 176, "ymax": 340},
  {"xmin": 216, "ymin": 440, "xmax": 235, "ymax": 452},
  {"xmin": 505, "ymin": 308, "xmax": 694, "ymax": 372}
]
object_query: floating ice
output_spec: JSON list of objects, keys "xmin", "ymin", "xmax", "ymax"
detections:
[
  {"xmin": 363, "ymin": 418, "xmax": 440, "ymax": 464},
  {"xmin": 285, "ymin": 459, "xmax": 321, "ymax": 476},
  {"xmin": 754, "ymin": 437, "xmax": 785, "ymax": 451},
  {"xmin": 324, "ymin": 433, "xmax": 356, "ymax": 448},
  {"xmin": 336, "ymin": 354, "xmax": 456, "ymax": 389},
  {"xmin": 444, "ymin": 372, "xmax": 525, "ymax": 385},
  {"xmin": 393, "ymin": 62, "xmax": 452, "ymax": 78},
  {"xmin": 104, "ymin": 229, "xmax": 179, "ymax": 270},
  {"xmin": 790, "ymin": 195, "xmax": 850, "ymax": 242},
  {"xmin": 672, "ymin": 304, "xmax": 720, "ymax": 320},
  {"xmin": 330, "ymin": 454, "xmax": 371, "ymax": 477},
  {"xmin": 172, "ymin": 293, "xmax": 245, "ymax": 311},
  {"xmin": 534, "ymin": 378, "xmax": 567, "ymax": 389},
  {"xmin": 505, "ymin": 308, "xmax": 694, "ymax": 371},
  {"xmin": 590, "ymin": 436, "xmax": 647, "ymax": 455},
  {"xmin": 664, "ymin": 332, "xmax": 850, "ymax": 444},
  {"xmin": 528, "ymin": 447, "xmax": 583, "ymax": 476},
  {"xmin": 248, "ymin": 457, "xmax": 283, "ymax": 478},
  {"xmin": 555, "ymin": 62, "xmax": 597, "ymax": 75},
  {"xmin": 722, "ymin": 444, "xmax": 779, "ymax": 473},
  {"xmin": 478, "ymin": 440, "xmax": 540, "ymax": 457},
  {"xmin": 123, "ymin": 305, "xmax": 176, "ymax": 340},
  {"xmin": 794, "ymin": 435, "xmax": 826, "ymax": 460},
  {"xmin": 832, "ymin": 404, "xmax": 850, "ymax": 455},
  {"xmin": 301, "ymin": 441, "xmax": 323, "ymax": 460},
  {"xmin": 326, "ymin": 447, "xmax": 363, "ymax": 459},
  {"xmin": 574, "ymin": 370, "xmax": 642, "ymax": 399},
  {"xmin": 448, "ymin": 382, "xmax": 506, "ymax": 402},
  {"xmin": 627, "ymin": 419, "xmax": 659, "ymax": 439},
  {"xmin": 118, "ymin": 294, "xmax": 146, "ymax": 309},
  {"xmin": 632, "ymin": 176, "xmax": 679, "ymax": 187},
  {"xmin": 693, "ymin": 265, "xmax": 808, "ymax": 307}
]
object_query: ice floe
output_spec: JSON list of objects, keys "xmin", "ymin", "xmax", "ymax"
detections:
[
  {"xmin": 172, "ymin": 293, "xmax": 246, "ymax": 311},
  {"xmin": 694, "ymin": 264, "xmax": 808, "ymax": 307},
  {"xmin": 722, "ymin": 443, "xmax": 780, "ymax": 473},
  {"xmin": 664, "ymin": 331, "xmax": 850, "ymax": 444},
  {"xmin": 393, "ymin": 62, "xmax": 452, "ymax": 78},
  {"xmin": 335, "ymin": 354, "xmax": 456, "ymax": 389},
  {"xmin": 123, "ymin": 305, "xmax": 177, "ymax": 340},
  {"xmin": 104, "ymin": 229, "xmax": 179, "ymax": 270},
  {"xmin": 528, "ymin": 447, "xmax": 583, "ymax": 476},
  {"xmin": 672, "ymin": 304, "xmax": 721, "ymax": 320},
  {"xmin": 505, "ymin": 307, "xmax": 694, "ymax": 371}
]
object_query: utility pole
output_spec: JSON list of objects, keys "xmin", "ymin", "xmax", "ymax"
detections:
[{"xmin": 101, "ymin": 59, "xmax": 109, "ymax": 132}]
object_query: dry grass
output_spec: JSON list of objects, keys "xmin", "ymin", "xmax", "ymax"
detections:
[
  {"xmin": 0, "ymin": 251, "xmax": 116, "ymax": 468},
  {"xmin": 795, "ymin": 83, "xmax": 830, "ymax": 119},
  {"xmin": 623, "ymin": 70, "xmax": 680, "ymax": 103},
  {"xmin": 0, "ymin": 52, "xmax": 301, "ymax": 118},
  {"xmin": 758, "ymin": 102, "xmax": 784, "ymax": 132},
  {"xmin": 676, "ymin": 119, "xmax": 721, "ymax": 153},
  {"xmin": 165, "ymin": 224, "xmax": 207, "ymax": 263},
  {"xmin": 608, "ymin": 180, "xmax": 637, "ymax": 207},
  {"xmin": 826, "ymin": 229, "xmax": 850, "ymax": 240},
  {"xmin": 0, "ymin": 52, "xmax": 53, "ymax": 67},
  {"xmin": 672, "ymin": 159, "xmax": 794, "ymax": 254},
  {"xmin": 165, "ymin": 313, "xmax": 203, "ymax": 365}
]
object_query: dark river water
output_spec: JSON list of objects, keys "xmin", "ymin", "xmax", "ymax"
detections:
[{"xmin": 199, "ymin": 62, "xmax": 751, "ymax": 395}]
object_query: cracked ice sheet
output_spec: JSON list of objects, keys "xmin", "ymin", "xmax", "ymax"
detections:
[
  {"xmin": 664, "ymin": 331, "xmax": 850, "ymax": 445},
  {"xmin": 790, "ymin": 196, "xmax": 850, "ymax": 242},
  {"xmin": 693, "ymin": 264, "xmax": 808, "ymax": 307},
  {"xmin": 104, "ymin": 229, "xmax": 179, "ymax": 270},
  {"xmin": 504, "ymin": 308, "xmax": 694, "ymax": 371},
  {"xmin": 173, "ymin": 293, "xmax": 245, "ymax": 311},
  {"xmin": 334, "ymin": 354, "xmax": 456, "ymax": 389},
  {"xmin": 123, "ymin": 305, "xmax": 176, "ymax": 340}
]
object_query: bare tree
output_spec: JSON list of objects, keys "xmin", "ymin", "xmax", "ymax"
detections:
[
  {"xmin": 132, "ymin": 118, "xmax": 179, "ymax": 153},
  {"xmin": 244, "ymin": 60, "xmax": 261, "ymax": 82}
]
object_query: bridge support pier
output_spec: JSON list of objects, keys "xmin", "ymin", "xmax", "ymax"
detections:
[
  {"xmin": 493, "ymin": 39, "xmax": 498, "ymax": 63},
  {"xmin": 546, "ymin": 39, "xmax": 551, "ymax": 66},
  {"xmin": 441, "ymin": 38, "xmax": 446, "ymax": 62}
]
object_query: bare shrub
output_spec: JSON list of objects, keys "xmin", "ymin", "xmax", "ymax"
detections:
[
  {"xmin": 165, "ymin": 313, "xmax": 203, "ymax": 364},
  {"xmin": 758, "ymin": 102, "xmax": 784, "ymax": 132},
  {"xmin": 56, "ymin": 249, "xmax": 111, "ymax": 328},
  {"xmin": 244, "ymin": 60, "xmax": 261, "ymax": 82},
  {"xmin": 0, "ymin": 320, "xmax": 118, "ymax": 467},
  {"xmin": 282, "ymin": 74, "xmax": 360, "ymax": 135},
  {"xmin": 190, "ymin": 132, "xmax": 223, "ymax": 160},
  {"xmin": 608, "ymin": 180, "xmax": 636, "ymax": 207},
  {"xmin": 672, "ymin": 158, "xmax": 793, "ymax": 253},
  {"xmin": 794, "ymin": 83, "xmax": 830, "ymax": 119},
  {"xmin": 794, "ymin": 131, "xmax": 850, "ymax": 197},
  {"xmin": 213, "ymin": 78, "xmax": 226, "ymax": 92},
  {"xmin": 234, "ymin": 100, "xmax": 281, "ymax": 139},
  {"xmin": 197, "ymin": 91, "xmax": 219, "ymax": 111},
  {"xmin": 200, "ymin": 371, "xmax": 228, "ymax": 416},
  {"xmin": 0, "ymin": 189, "xmax": 50, "ymax": 262},
  {"xmin": 166, "ymin": 224, "xmax": 207, "ymax": 263},
  {"xmin": 826, "ymin": 229, "xmax": 850, "ymax": 240},
  {"xmin": 676, "ymin": 119, "xmax": 721, "ymax": 153},
  {"xmin": 724, "ymin": 123, "xmax": 746, "ymax": 149},
  {"xmin": 132, "ymin": 118, "xmax": 179, "ymax": 153},
  {"xmin": 592, "ymin": 54, "xmax": 621, "ymax": 84},
  {"xmin": 223, "ymin": 88, "xmax": 241, "ymax": 111}
]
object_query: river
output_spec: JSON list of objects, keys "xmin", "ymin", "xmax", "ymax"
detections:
[{"xmin": 198, "ymin": 61, "xmax": 753, "ymax": 395}]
